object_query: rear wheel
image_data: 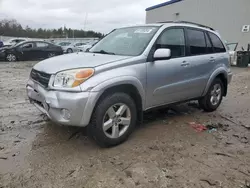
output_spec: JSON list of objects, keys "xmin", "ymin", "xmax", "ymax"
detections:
[
  {"xmin": 6, "ymin": 53, "xmax": 17, "ymax": 62},
  {"xmin": 48, "ymin": 52, "xmax": 56, "ymax": 58},
  {"xmin": 89, "ymin": 93, "xmax": 137, "ymax": 147},
  {"xmin": 67, "ymin": 48, "xmax": 73, "ymax": 53},
  {"xmin": 199, "ymin": 78, "xmax": 224, "ymax": 112}
]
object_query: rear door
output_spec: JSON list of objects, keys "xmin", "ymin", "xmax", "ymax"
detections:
[
  {"xmin": 35, "ymin": 42, "xmax": 50, "ymax": 59},
  {"xmin": 208, "ymin": 32, "xmax": 228, "ymax": 68},
  {"xmin": 182, "ymin": 28, "xmax": 213, "ymax": 98}
]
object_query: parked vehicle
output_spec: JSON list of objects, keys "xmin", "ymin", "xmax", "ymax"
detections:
[
  {"xmin": 2, "ymin": 38, "xmax": 29, "ymax": 47},
  {"xmin": 77, "ymin": 41, "xmax": 98, "ymax": 52},
  {"xmin": 227, "ymin": 43, "xmax": 238, "ymax": 66},
  {"xmin": 0, "ymin": 41, "xmax": 63, "ymax": 62},
  {"xmin": 57, "ymin": 42, "xmax": 87, "ymax": 53},
  {"xmin": 27, "ymin": 22, "xmax": 232, "ymax": 147}
]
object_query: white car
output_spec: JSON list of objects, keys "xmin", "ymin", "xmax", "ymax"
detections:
[
  {"xmin": 76, "ymin": 41, "xmax": 98, "ymax": 52},
  {"xmin": 57, "ymin": 42, "xmax": 87, "ymax": 53},
  {"xmin": 3, "ymin": 38, "xmax": 29, "ymax": 47},
  {"xmin": 227, "ymin": 43, "xmax": 238, "ymax": 66}
]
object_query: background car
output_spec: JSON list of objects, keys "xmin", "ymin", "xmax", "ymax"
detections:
[
  {"xmin": 2, "ymin": 38, "xmax": 29, "ymax": 48},
  {"xmin": 57, "ymin": 42, "xmax": 86, "ymax": 53},
  {"xmin": 76, "ymin": 41, "xmax": 98, "ymax": 52},
  {"xmin": 0, "ymin": 41, "xmax": 63, "ymax": 62},
  {"xmin": 227, "ymin": 43, "xmax": 238, "ymax": 66}
]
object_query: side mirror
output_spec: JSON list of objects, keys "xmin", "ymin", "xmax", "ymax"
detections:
[{"xmin": 153, "ymin": 48, "xmax": 171, "ymax": 60}]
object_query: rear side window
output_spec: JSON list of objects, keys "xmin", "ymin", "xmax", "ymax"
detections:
[
  {"xmin": 205, "ymin": 33, "xmax": 213, "ymax": 53},
  {"xmin": 156, "ymin": 28, "xmax": 185, "ymax": 58},
  {"xmin": 186, "ymin": 29, "xmax": 206, "ymax": 55},
  {"xmin": 36, "ymin": 42, "xmax": 49, "ymax": 48},
  {"xmin": 208, "ymin": 32, "xmax": 226, "ymax": 53}
]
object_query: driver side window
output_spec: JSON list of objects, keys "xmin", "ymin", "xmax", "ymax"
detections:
[
  {"xmin": 156, "ymin": 28, "xmax": 185, "ymax": 58},
  {"xmin": 21, "ymin": 43, "xmax": 34, "ymax": 49}
]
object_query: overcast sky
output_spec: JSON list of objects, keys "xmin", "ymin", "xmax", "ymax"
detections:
[{"xmin": 0, "ymin": 0, "xmax": 167, "ymax": 33}]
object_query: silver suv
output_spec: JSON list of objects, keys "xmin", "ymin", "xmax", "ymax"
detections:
[{"xmin": 27, "ymin": 21, "xmax": 232, "ymax": 147}]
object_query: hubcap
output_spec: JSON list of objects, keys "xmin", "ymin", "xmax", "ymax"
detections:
[
  {"xmin": 210, "ymin": 83, "xmax": 222, "ymax": 106},
  {"xmin": 48, "ymin": 53, "xmax": 55, "ymax": 58},
  {"xmin": 103, "ymin": 103, "xmax": 131, "ymax": 139},
  {"xmin": 7, "ymin": 54, "xmax": 16, "ymax": 62}
]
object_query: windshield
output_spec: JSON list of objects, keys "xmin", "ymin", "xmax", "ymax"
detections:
[
  {"xmin": 89, "ymin": 26, "xmax": 159, "ymax": 56},
  {"xmin": 13, "ymin": 41, "xmax": 27, "ymax": 47}
]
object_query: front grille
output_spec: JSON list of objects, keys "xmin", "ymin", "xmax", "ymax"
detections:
[{"xmin": 30, "ymin": 69, "xmax": 51, "ymax": 88}]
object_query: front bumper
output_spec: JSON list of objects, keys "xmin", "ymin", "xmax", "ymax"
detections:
[
  {"xmin": 26, "ymin": 79, "xmax": 98, "ymax": 127},
  {"xmin": 0, "ymin": 52, "xmax": 6, "ymax": 60}
]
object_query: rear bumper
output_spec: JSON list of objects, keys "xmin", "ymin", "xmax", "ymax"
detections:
[{"xmin": 26, "ymin": 79, "xmax": 98, "ymax": 127}]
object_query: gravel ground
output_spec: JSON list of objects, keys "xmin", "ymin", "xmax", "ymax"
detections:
[{"xmin": 0, "ymin": 61, "xmax": 250, "ymax": 188}]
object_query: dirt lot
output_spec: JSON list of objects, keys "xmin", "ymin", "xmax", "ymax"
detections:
[{"xmin": 0, "ymin": 61, "xmax": 250, "ymax": 188}]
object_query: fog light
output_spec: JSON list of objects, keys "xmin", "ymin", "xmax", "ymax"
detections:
[{"xmin": 61, "ymin": 109, "xmax": 71, "ymax": 120}]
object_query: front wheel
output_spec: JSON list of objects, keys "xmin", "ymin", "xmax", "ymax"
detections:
[
  {"xmin": 199, "ymin": 78, "xmax": 224, "ymax": 112},
  {"xmin": 89, "ymin": 93, "xmax": 137, "ymax": 147},
  {"xmin": 6, "ymin": 53, "xmax": 17, "ymax": 62}
]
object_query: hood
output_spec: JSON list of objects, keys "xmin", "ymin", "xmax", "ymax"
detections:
[
  {"xmin": 0, "ymin": 46, "xmax": 12, "ymax": 51},
  {"xmin": 33, "ymin": 52, "xmax": 131, "ymax": 74}
]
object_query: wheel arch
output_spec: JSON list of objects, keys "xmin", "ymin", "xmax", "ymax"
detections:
[
  {"xmin": 203, "ymin": 69, "xmax": 228, "ymax": 97},
  {"xmin": 89, "ymin": 77, "xmax": 145, "ymax": 124},
  {"xmin": 5, "ymin": 53, "xmax": 18, "ymax": 62}
]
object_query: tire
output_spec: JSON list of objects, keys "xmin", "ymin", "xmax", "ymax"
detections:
[
  {"xmin": 89, "ymin": 92, "xmax": 137, "ymax": 147},
  {"xmin": 48, "ymin": 52, "xmax": 56, "ymax": 58},
  {"xmin": 6, "ymin": 53, "xmax": 17, "ymax": 62},
  {"xmin": 199, "ymin": 78, "xmax": 224, "ymax": 112},
  {"xmin": 67, "ymin": 48, "xmax": 73, "ymax": 53}
]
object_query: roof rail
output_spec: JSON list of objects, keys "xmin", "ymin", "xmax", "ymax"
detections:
[{"xmin": 158, "ymin": 20, "xmax": 214, "ymax": 31}]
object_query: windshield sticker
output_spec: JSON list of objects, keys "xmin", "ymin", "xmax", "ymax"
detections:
[{"xmin": 134, "ymin": 28, "xmax": 153, "ymax": 34}]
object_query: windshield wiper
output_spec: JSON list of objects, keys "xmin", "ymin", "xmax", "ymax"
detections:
[{"xmin": 92, "ymin": 50, "xmax": 115, "ymax": 55}]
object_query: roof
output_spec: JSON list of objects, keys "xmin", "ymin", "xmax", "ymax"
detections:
[{"xmin": 146, "ymin": 0, "xmax": 183, "ymax": 11}]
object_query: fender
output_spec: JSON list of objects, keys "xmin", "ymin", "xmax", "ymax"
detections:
[
  {"xmin": 91, "ymin": 75, "xmax": 146, "ymax": 109},
  {"xmin": 79, "ymin": 76, "xmax": 145, "ymax": 126},
  {"xmin": 202, "ymin": 67, "xmax": 228, "ymax": 96}
]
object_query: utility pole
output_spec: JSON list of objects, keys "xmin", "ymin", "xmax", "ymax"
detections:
[{"xmin": 84, "ymin": 13, "xmax": 88, "ymax": 31}]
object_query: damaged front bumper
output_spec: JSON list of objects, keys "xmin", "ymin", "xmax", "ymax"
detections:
[{"xmin": 26, "ymin": 79, "xmax": 98, "ymax": 127}]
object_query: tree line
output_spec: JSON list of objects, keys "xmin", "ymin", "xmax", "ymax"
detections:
[{"xmin": 0, "ymin": 19, "xmax": 104, "ymax": 39}]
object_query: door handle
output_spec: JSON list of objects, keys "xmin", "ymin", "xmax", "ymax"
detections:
[{"xmin": 181, "ymin": 61, "xmax": 190, "ymax": 67}]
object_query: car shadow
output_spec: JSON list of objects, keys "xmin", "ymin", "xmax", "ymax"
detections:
[{"xmin": 32, "ymin": 101, "xmax": 202, "ymax": 150}]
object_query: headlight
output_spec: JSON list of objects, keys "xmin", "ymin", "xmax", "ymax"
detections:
[{"xmin": 53, "ymin": 68, "xmax": 94, "ymax": 88}]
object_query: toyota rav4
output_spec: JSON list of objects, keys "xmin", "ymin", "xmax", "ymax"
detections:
[{"xmin": 27, "ymin": 21, "xmax": 233, "ymax": 147}]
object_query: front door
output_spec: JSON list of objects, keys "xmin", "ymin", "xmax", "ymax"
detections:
[
  {"xmin": 146, "ymin": 28, "xmax": 191, "ymax": 108},
  {"xmin": 18, "ymin": 42, "xmax": 36, "ymax": 60}
]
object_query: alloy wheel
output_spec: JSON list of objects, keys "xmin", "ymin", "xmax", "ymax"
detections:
[
  {"xmin": 210, "ymin": 83, "xmax": 222, "ymax": 106},
  {"xmin": 6, "ymin": 54, "xmax": 16, "ymax": 62},
  {"xmin": 102, "ymin": 103, "xmax": 131, "ymax": 139},
  {"xmin": 48, "ymin": 53, "xmax": 55, "ymax": 58}
]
